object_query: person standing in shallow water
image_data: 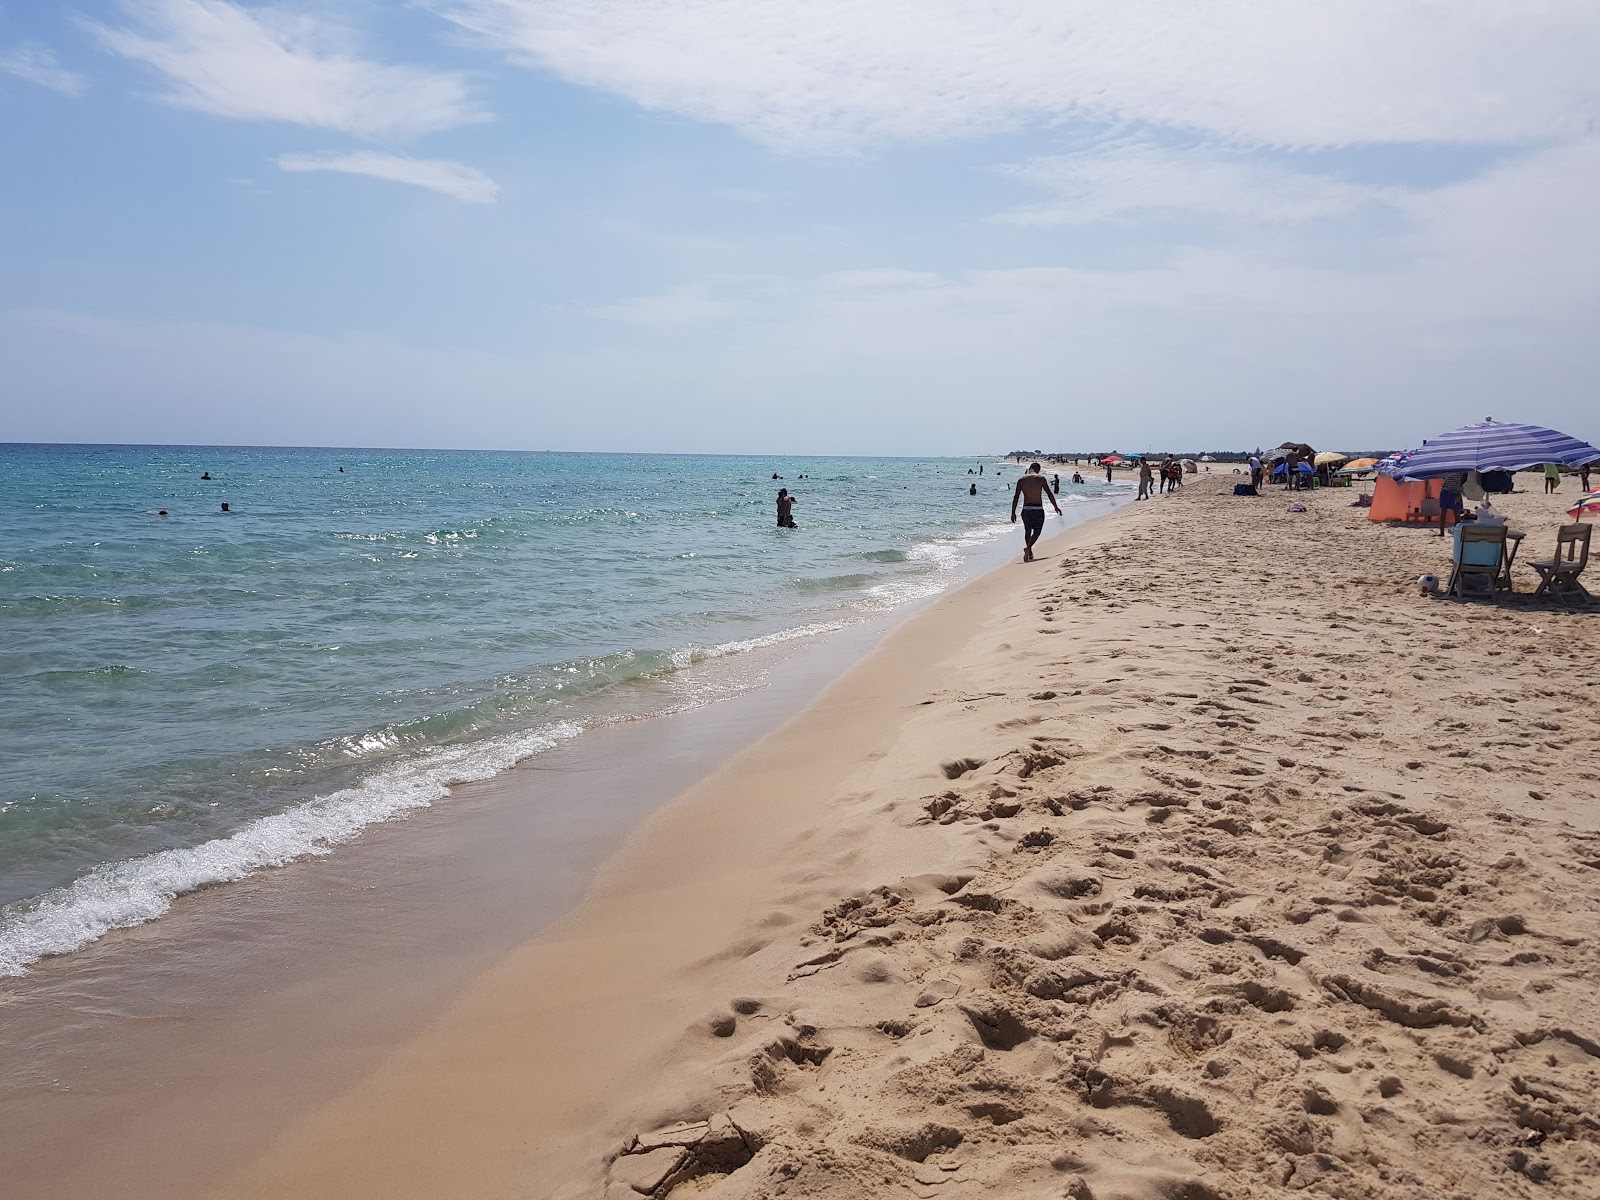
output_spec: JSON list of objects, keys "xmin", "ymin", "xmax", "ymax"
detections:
[
  {"xmin": 1010, "ymin": 462, "xmax": 1060, "ymax": 562},
  {"xmin": 776, "ymin": 488, "xmax": 797, "ymax": 528}
]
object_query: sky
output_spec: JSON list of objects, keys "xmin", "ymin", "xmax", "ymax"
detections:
[{"xmin": 2, "ymin": 1, "xmax": 1598, "ymax": 455}]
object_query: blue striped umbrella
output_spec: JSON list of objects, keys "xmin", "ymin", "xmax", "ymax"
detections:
[{"xmin": 1393, "ymin": 419, "xmax": 1600, "ymax": 480}]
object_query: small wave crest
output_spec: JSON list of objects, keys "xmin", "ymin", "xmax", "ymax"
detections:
[
  {"xmin": 0, "ymin": 594, "xmax": 165, "ymax": 618},
  {"xmin": 669, "ymin": 621, "xmax": 846, "ymax": 669},
  {"xmin": 791, "ymin": 572, "xmax": 873, "ymax": 593},
  {"xmin": 0, "ymin": 720, "xmax": 583, "ymax": 976},
  {"xmin": 16, "ymin": 663, "xmax": 147, "ymax": 686}
]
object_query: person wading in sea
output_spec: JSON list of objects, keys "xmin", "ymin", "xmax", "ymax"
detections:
[
  {"xmin": 776, "ymin": 488, "xmax": 797, "ymax": 528},
  {"xmin": 1010, "ymin": 462, "xmax": 1061, "ymax": 562}
]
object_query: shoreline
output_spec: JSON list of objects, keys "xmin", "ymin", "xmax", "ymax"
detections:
[
  {"xmin": 0, "ymin": 490, "xmax": 1127, "ymax": 1200},
  {"xmin": 201, "ymin": 497, "xmax": 1160, "ymax": 1199},
  {"xmin": 210, "ymin": 473, "xmax": 1599, "ymax": 1200}
]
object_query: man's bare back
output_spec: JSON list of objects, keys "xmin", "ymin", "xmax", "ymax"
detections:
[{"xmin": 1013, "ymin": 473, "xmax": 1053, "ymax": 506}]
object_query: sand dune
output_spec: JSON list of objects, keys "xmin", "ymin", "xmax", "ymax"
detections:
[{"xmin": 215, "ymin": 475, "xmax": 1600, "ymax": 1200}]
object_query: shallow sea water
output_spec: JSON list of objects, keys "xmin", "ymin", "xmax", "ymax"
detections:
[{"xmin": 0, "ymin": 445, "xmax": 1120, "ymax": 973}]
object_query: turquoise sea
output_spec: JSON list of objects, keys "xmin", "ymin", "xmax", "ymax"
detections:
[{"xmin": 0, "ymin": 445, "xmax": 1121, "ymax": 974}]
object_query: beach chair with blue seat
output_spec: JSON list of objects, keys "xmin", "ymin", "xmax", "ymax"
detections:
[
  {"xmin": 1445, "ymin": 524, "xmax": 1507, "ymax": 600},
  {"xmin": 1529, "ymin": 523, "xmax": 1592, "ymax": 604}
]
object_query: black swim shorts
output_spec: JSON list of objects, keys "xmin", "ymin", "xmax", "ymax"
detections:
[{"xmin": 1021, "ymin": 506, "xmax": 1045, "ymax": 541}]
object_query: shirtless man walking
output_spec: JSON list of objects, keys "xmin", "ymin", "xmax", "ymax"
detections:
[{"xmin": 1010, "ymin": 462, "xmax": 1062, "ymax": 562}]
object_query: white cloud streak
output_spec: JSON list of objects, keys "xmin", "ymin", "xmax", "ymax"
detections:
[
  {"xmin": 276, "ymin": 151, "xmax": 500, "ymax": 203},
  {"xmin": 587, "ymin": 285, "xmax": 732, "ymax": 327},
  {"xmin": 92, "ymin": 0, "xmax": 485, "ymax": 138},
  {"xmin": 0, "ymin": 44, "xmax": 88, "ymax": 95},
  {"xmin": 998, "ymin": 147, "xmax": 1398, "ymax": 227},
  {"xmin": 429, "ymin": 0, "xmax": 1600, "ymax": 150}
]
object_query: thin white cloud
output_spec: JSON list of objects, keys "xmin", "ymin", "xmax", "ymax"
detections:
[
  {"xmin": 823, "ymin": 268, "xmax": 942, "ymax": 290},
  {"xmin": 92, "ymin": 0, "xmax": 485, "ymax": 138},
  {"xmin": 429, "ymin": 0, "xmax": 1600, "ymax": 150},
  {"xmin": 0, "ymin": 44, "xmax": 88, "ymax": 95},
  {"xmin": 276, "ymin": 152, "xmax": 500, "ymax": 203},
  {"xmin": 588, "ymin": 285, "xmax": 732, "ymax": 327},
  {"xmin": 998, "ymin": 147, "xmax": 1397, "ymax": 227}
]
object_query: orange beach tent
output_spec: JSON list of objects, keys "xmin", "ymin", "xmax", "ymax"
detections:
[{"xmin": 1367, "ymin": 475, "xmax": 1445, "ymax": 523}]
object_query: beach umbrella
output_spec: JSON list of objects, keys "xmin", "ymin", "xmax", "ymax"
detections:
[
  {"xmin": 1376, "ymin": 450, "xmax": 1421, "ymax": 478},
  {"xmin": 1343, "ymin": 457, "xmax": 1380, "ymax": 470},
  {"xmin": 1313, "ymin": 452, "xmax": 1348, "ymax": 467},
  {"xmin": 1567, "ymin": 490, "xmax": 1600, "ymax": 521},
  {"xmin": 1100, "ymin": 454, "xmax": 1125, "ymax": 464},
  {"xmin": 1392, "ymin": 418, "xmax": 1600, "ymax": 480}
]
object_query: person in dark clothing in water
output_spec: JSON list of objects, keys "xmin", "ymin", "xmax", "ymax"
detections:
[
  {"xmin": 1010, "ymin": 463, "xmax": 1061, "ymax": 562},
  {"xmin": 776, "ymin": 488, "xmax": 797, "ymax": 528}
]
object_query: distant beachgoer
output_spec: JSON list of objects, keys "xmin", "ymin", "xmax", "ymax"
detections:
[
  {"xmin": 978, "ymin": 464, "xmax": 984, "ymax": 475},
  {"xmin": 1137, "ymin": 460, "xmax": 1154, "ymax": 501},
  {"xmin": 1248, "ymin": 454, "xmax": 1262, "ymax": 490},
  {"xmin": 1283, "ymin": 452, "xmax": 1295, "ymax": 490},
  {"xmin": 201, "ymin": 471, "xmax": 211, "ymax": 480},
  {"xmin": 969, "ymin": 482, "xmax": 978, "ymax": 495},
  {"xmin": 220, "ymin": 501, "xmax": 230, "ymax": 512},
  {"xmin": 1581, "ymin": 462, "xmax": 1591, "ymax": 491},
  {"xmin": 1052, "ymin": 473, "xmax": 1061, "ymax": 492},
  {"xmin": 338, "ymin": 467, "xmax": 344, "ymax": 473},
  {"xmin": 1010, "ymin": 463, "xmax": 1061, "ymax": 562},
  {"xmin": 968, "ymin": 468, "xmax": 974, "ymax": 474},
  {"xmin": 1104, "ymin": 462, "xmax": 1113, "ymax": 483},
  {"xmin": 1544, "ymin": 463, "xmax": 1560, "ymax": 493},
  {"xmin": 772, "ymin": 472, "xmax": 782, "ymax": 480},
  {"xmin": 157, "ymin": 507, "xmax": 168, "ymax": 516},
  {"xmin": 1071, "ymin": 471, "xmax": 1083, "ymax": 484},
  {"xmin": 776, "ymin": 488, "xmax": 797, "ymax": 528}
]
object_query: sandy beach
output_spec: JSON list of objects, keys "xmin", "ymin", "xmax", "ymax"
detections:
[{"xmin": 189, "ymin": 470, "xmax": 1600, "ymax": 1200}]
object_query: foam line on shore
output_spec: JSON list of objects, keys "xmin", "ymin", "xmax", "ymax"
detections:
[{"xmin": 0, "ymin": 721, "xmax": 585, "ymax": 976}]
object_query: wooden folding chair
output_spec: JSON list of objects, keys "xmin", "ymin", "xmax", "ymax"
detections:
[
  {"xmin": 1530, "ymin": 523, "xmax": 1592, "ymax": 604},
  {"xmin": 1446, "ymin": 524, "xmax": 1506, "ymax": 599}
]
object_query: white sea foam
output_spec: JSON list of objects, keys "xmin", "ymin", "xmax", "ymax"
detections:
[
  {"xmin": 0, "ymin": 720, "xmax": 583, "ymax": 976},
  {"xmin": 862, "ymin": 519, "xmax": 1015, "ymax": 609},
  {"xmin": 671, "ymin": 620, "xmax": 848, "ymax": 669}
]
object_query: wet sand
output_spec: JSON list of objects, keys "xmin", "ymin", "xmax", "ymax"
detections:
[{"xmin": 208, "ymin": 472, "xmax": 1600, "ymax": 1200}]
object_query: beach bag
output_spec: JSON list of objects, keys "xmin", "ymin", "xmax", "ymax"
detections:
[{"xmin": 1233, "ymin": 483, "xmax": 1258, "ymax": 496}]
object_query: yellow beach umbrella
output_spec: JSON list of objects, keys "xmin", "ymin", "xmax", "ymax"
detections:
[{"xmin": 1313, "ymin": 452, "xmax": 1349, "ymax": 466}]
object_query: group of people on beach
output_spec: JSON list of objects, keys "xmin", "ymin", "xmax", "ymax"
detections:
[{"xmin": 1135, "ymin": 456, "xmax": 1186, "ymax": 501}]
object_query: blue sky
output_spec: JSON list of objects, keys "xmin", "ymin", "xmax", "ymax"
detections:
[{"xmin": 3, "ymin": 1, "xmax": 1598, "ymax": 454}]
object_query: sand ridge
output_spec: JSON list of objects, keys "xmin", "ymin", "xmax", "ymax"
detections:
[{"xmin": 595, "ymin": 479, "xmax": 1600, "ymax": 1200}]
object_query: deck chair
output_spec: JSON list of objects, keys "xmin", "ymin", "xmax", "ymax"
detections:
[
  {"xmin": 1446, "ymin": 524, "xmax": 1506, "ymax": 599},
  {"xmin": 1530, "ymin": 523, "xmax": 1592, "ymax": 604}
]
